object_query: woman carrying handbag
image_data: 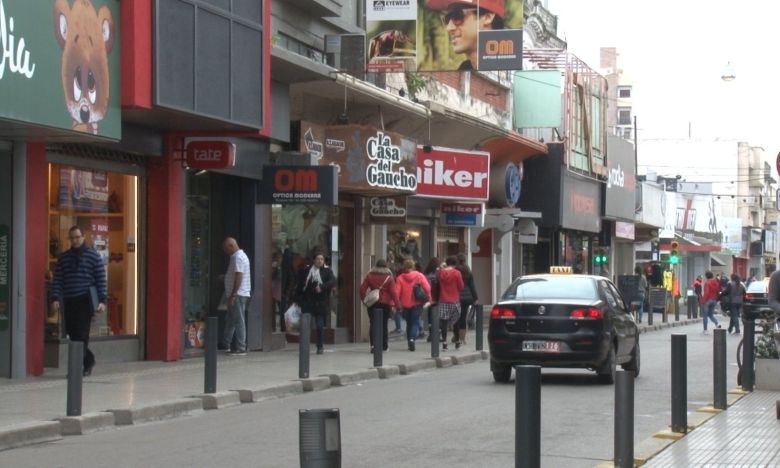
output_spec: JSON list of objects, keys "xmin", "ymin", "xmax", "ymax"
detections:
[{"xmin": 359, "ymin": 259, "xmax": 401, "ymax": 353}]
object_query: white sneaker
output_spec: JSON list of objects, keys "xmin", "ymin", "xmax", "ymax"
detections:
[{"xmin": 702, "ymin": 330, "xmax": 709, "ymax": 335}]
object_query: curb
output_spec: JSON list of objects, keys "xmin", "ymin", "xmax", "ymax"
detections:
[
  {"xmin": 397, "ymin": 360, "xmax": 437, "ymax": 375},
  {"xmin": 376, "ymin": 366, "xmax": 400, "ymax": 379},
  {"xmin": 236, "ymin": 381, "xmax": 304, "ymax": 403},
  {"xmin": 300, "ymin": 376, "xmax": 331, "ymax": 392},
  {"xmin": 192, "ymin": 391, "xmax": 242, "ymax": 410},
  {"xmin": 0, "ymin": 421, "xmax": 62, "ymax": 451},
  {"xmin": 434, "ymin": 356, "xmax": 455, "ymax": 368},
  {"xmin": 57, "ymin": 412, "xmax": 115, "ymax": 436},
  {"xmin": 108, "ymin": 398, "xmax": 204, "ymax": 426}
]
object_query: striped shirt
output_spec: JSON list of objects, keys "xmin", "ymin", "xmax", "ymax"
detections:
[
  {"xmin": 225, "ymin": 249, "xmax": 251, "ymax": 297},
  {"xmin": 50, "ymin": 246, "xmax": 107, "ymax": 303}
]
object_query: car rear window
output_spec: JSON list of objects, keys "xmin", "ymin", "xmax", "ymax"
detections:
[
  {"xmin": 502, "ymin": 277, "xmax": 599, "ymax": 301},
  {"xmin": 746, "ymin": 281, "xmax": 768, "ymax": 293}
]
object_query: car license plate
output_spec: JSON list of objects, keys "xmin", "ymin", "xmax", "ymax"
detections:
[{"xmin": 522, "ymin": 341, "xmax": 560, "ymax": 352}]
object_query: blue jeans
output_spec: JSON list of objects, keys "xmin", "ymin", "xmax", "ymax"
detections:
[
  {"xmin": 224, "ymin": 296, "xmax": 248, "ymax": 352},
  {"xmin": 402, "ymin": 306, "xmax": 421, "ymax": 342},
  {"xmin": 392, "ymin": 310, "xmax": 402, "ymax": 331},
  {"xmin": 728, "ymin": 304, "xmax": 741, "ymax": 333},
  {"xmin": 704, "ymin": 300, "xmax": 719, "ymax": 330},
  {"xmin": 635, "ymin": 295, "xmax": 645, "ymax": 323}
]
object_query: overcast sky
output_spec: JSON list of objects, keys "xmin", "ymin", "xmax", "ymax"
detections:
[{"xmin": 546, "ymin": 0, "xmax": 780, "ymax": 172}]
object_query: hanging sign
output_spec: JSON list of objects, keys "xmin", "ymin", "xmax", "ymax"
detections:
[
  {"xmin": 258, "ymin": 165, "xmax": 338, "ymax": 205},
  {"xmin": 415, "ymin": 146, "xmax": 490, "ymax": 200},
  {"xmin": 185, "ymin": 141, "xmax": 236, "ymax": 170},
  {"xmin": 440, "ymin": 202, "xmax": 485, "ymax": 227}
]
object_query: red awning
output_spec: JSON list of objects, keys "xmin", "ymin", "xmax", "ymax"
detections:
[{"xmin": 481, "ymin": 132, "xmax": 548, "ymax": 164}]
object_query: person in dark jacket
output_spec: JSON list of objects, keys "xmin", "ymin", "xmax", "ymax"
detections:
[
  {"xmin": 453, "ymin": 253, "xmax": 478, "ymax": 348},
  {"xmin": 359, "ymin": 259, "xmax": 401, "ymax": 352},
  {"xmin": 422, "ymin": 257, "xmax": 441, "ymax": 341},
  {"xmin": 296, "ymin": 253, "xmax": 336, "ymax": 354},
  {"xmin": 50, "ymin": 226, "xmax": 107, "ymax": 376},
  {"xmin": 725, "ymin": 273, "xmax": 745, "ymax": 334}
]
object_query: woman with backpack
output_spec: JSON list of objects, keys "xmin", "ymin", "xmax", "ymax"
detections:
[
  {"xmin": 359, "ymin": 259, "xmax": 401, "ymax": 353},
  {"xmin": 725, "ymin": 273, "xmax": 746, "ymax": 335},
  {"xmin": 395, "ymin": 258, "xmax": 431, "ymax": 351},
  {"xmin": 453, "ymin": 253, "xmax": 478, "ymax": 348}
]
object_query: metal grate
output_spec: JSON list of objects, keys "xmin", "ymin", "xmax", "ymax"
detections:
[{"xmin": 47, "ymin": 144, "xmax": 149, "ymax": 168}]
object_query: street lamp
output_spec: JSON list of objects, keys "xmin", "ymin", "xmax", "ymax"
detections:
[{"xmin": 721, "ymin": 62, "xmax": 736, "ymax": 82}]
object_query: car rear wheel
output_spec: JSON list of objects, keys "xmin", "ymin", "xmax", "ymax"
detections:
[
  {"xmin": 622, "ymin": 341, "xmax": 640, "ymax": 378},
  {"xmin": 597, "ymin": 345, "xmax": 616, "ymax": 384},
  {"xmin": 492, "ymin": 363, "xmax": 512, "ymax": 383}
]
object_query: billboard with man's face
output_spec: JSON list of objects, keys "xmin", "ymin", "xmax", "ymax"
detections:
[{"xmin": 366, "ymin": 0, "xmax": 523, "ymax": 72}]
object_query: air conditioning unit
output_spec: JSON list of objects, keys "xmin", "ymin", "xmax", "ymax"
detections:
[{"xmin": 325, "ymin": 34, "xmax": 366, "ymax": 77}]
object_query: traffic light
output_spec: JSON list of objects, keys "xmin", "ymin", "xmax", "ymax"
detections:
[
  {"xmin": 594, "ymin": 250, "xmax": 609, "ymax": 264},
  {"xmin": 669, "ymin": 241, "xmax": 680, "ymax": 265}
]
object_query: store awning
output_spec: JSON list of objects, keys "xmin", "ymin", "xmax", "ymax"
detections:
[
  {"xmin": 711, "ymin": 254, "xmax": 728, "ymax": 267},
  {"xmin": 480, "ymin": 133, "xmax": 549, "ymax": 164}
]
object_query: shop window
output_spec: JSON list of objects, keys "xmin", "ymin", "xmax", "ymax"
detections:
[
  {"xmin": 387, "ymin": 224, "xmax": 430, "ymax": 273},
  {"xmin": 47, "ymin": 164, "xmax": 139, "ymax": 339},
  {"xmin": 183, "ymin": 171, "xmax": 211, "ymax": 350}
]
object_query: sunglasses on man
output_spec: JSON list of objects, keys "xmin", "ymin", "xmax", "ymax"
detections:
[{"xmin": 441, "ymin": 8, "xmax": 478, "ymax": 27}]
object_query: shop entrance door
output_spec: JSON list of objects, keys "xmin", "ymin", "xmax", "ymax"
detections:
[
  {"xmin": 0, "ymin": 144, "xmax": 12, "ymax": 377},
  {"xmin": 336, "ymin": 205, "xmax": 355, "ymax": 340}
]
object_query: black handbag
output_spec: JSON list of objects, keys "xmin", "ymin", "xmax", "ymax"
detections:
[{"xmin": 413, "ymin": 283, "xmax": 429, "ymax": 302}]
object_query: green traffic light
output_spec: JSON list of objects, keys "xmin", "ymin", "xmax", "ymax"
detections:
[{"xmin": 669, "ymin": 255, "xmax": 679, "ymax": 265}]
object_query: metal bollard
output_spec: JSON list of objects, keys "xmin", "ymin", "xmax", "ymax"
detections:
[
  {"xmin": 648, "ymin": 308, "xmax": 653, "ymax": 325},
  {"xmin": 713, "ymin": 328, "xmax": 727, "ymax": 409},
  {"xmin": 662, "ymin": 307, "xmax": 668, "ymax": 323},
  {"xmin": 372, "ymin": 309, "xmax": 383, "ymax": 368},
  {"xmin": 674, "ymin": 299, "xmax": 680, "ymax": 321},
  {"xmin": 204, "ymin": 316, "xmax": 217, "ymax": 394},
  {"xmin": 299, "ymin": 313, "xmax": 312, "ymax": 379},
  {"xmin": 300, "ymin": 408, "xmax": 341, "ymax": 468},
  {"xmin": 66, "ymin": 341, "xmax": 84, "ymax": 417},
  {"xmin": 686, "ymin": 296, "xmax": 694, "ymax": 319},
  {"xmin": 671, "ymin": 334, "xmax": 687, "ymax": 433},
  {"xmin": 614, "ymin": 370, "xmax": 634, "ymax": 468},
  {"xmin": 475, "ymin": 304, "xmax": 484, "ymax": 352},
  {"xmin": 741, "ymin": 317, "xmax": 755, "ymax": 391},
  {"xmin": 515, "ymin": 365, "xmax": 541, "ymax": 468},
  {"xmin": 430, "ymin": 305, "xmax": 440, "ymax": 358}
]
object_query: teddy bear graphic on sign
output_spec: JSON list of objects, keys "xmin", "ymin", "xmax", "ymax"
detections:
[{"xmin": 53, "ymin": 0, "xmax": 114, "ymax": 135}]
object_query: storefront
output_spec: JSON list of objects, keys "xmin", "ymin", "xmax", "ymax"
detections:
[
  {"xmin": 603, "ymin": 136, "xmax": 637, "ymax": 278},
  {"xmin": 520, "ymin": 144, "xmax": 604, "ymax": 274}
]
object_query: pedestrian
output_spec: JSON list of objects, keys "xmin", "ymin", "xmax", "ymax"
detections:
[
  {"xmin": 453, "ymin": 253, "xmax": 478, "ymax": 348},
  {"xmin": 359, "ymin": 259, "xmax": 401, "ymax": 353},
  {"xmin": 221, "ymin": 237, "xmax": 251, "ymax": 355},
  {"xmin": 50, "ymin": 226, "xmax": 107, "ymax": 376},
  {"xmin": 396, "ymin": 258, "xmax": 431, "ymax": 351},
  {"xmin": 436, "ymin": 256, "xmax": 464, "ymax": 350},
  {"xmin": 701, "ymin": 271, "xmax": 722, "ymax": 334},
  {"xmin": 725, "ymin": 273, "xmax": 745, "ymax": 335},
  {"xmin": 296, "ymin": 253, "xmax": 336, "ymax": 354},
  {"xmin": 693, "ymin": 275, "xmax": 703, "ymax": 304},
  {"xmin": 635, "ymin": 265, "xmax": 648, "ymax": 324},
  {"xmin": 423, "ymin": 257, "xmax": 442, "ymax": 341},
  {"xmin": 718, "ymin": 273, "xmax": 731, "ymax": 316}
]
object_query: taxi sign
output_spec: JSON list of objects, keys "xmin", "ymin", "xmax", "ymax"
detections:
[{"xmin": 549, "ymin": 266, "xmax": 573, "ymax": 274}]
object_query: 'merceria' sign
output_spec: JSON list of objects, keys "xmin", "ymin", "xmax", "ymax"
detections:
[{"xmin": 0, "ymin": 0, "xmax": 120, "ymax": 140}]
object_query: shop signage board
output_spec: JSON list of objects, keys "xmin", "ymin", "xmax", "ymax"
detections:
[
  {"xmin": 365, "ymin": 0, "xmax": 523, "ymax": 72},
  {"xmin": 185, "ymin": 141, "xmax": 236, "ymax": 170},
  {"xmin": 300, "ymin": 122, "xmax": 418, "ymax": 196},
  {"xmin": 614, "ymin": 221, "xmax": 635, "ymax": 240},
  {"xmin": 561, "ymin": 172, "xmax": 601, "ymax": 233},
  {"xmin": 0, "ymin": 0, "xmax": 121, "ymax": 140},
  {"xmin": 415, "ymin": 146, "xmax": 490, "ymax": 200},
  {"xmin": 368, "ymin": 196, "xmax": 407, "ymax": 223},
  {"xmin": 0, "ymin": 224, "xmax": 8, "ymax": 333},
  {"xmin": 604, "ymin": 136, "xmax": 637, "ymax": 221},
  {"xmin": 258, "ymin": 165, "xmax": 338, "ymax": 205},
  {"xmin": 440, "ymin": 202, "xmax": 484, "ymax": 227}
]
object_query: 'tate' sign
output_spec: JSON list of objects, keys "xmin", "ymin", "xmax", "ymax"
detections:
[
  {"xmin": 415, "ymin": 146, "xmax": 490, "ymax": 200},
  {"xmin": 185, "ymin": 141, "xmax": 236, "ymax": 170}
]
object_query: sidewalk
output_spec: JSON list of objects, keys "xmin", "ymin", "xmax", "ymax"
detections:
[
  {"xmin": 0, "ymin": 316, "xmax": 701, "ymax": 451},
  {"xmin": 645, "ymin": 390, "xmax": 780, "ymax": 466}
]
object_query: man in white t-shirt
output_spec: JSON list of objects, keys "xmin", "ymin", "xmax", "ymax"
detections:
[{"xmin": 222, "ymin": 237, "xmax": 251, "ymax": 355}]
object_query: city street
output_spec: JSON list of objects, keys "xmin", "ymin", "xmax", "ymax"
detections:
[{"xmin": 0, "ymin": 322, "xmax": 743, "ymax": 467}]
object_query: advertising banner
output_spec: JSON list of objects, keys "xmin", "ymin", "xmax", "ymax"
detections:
[
  {"xmin": 0, "ymin": 0, "xmax": 121, "ymax": 139},
  {"xmin": 366, "ymin": 0, "xmax": 523, "ymax": 72},
  {"xmin": 258, "ymin": 165, "xmax": 339, "ymax": 205},
  {"xmin": 415, "ymin": 146, "xmax": 490, "ymax": 200},
  {"xmin": 719, "ymin": 217, "xmax": 742, "ymax": 254},
  {"xmin": 561, "ymin": 172, "xmax": 601, "ymax": 233},
  {"xmin": 58, "ymin": 168, "xmax": 109, "ymax": 212},
  {"xmin": 300, "ymin": 122, "xmax": 418, "ymax": 196},
  {"xmin": 604, "ymin": 136, "xmax": 637, "ymax": 221}
]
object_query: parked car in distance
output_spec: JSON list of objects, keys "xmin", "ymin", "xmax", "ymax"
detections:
[
  {"xmin": 488, "ymin": 272, "xmax": 640, "ymax": 384},
  {"xmin": 743, "ymin": 279, "xmax": 774, "ymax": 320}
]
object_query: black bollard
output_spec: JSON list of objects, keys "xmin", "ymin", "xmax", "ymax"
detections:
[
  {"xmin": 515, "ymin": 365, "xmax": 541, "ymax": 468},
  {"xmin": 614, "ymin": 370, "xmax": 634, "ymax": 468},
  {"xmin": 204, "ymin": 316, "xmax": 217, "ymax": 394},
  {"xmin": 674, "ymin": 298, "xmax": 680, "ymax": 321},
  {"xmin": 686, "ymin": 295, "xmax": 694, "ymax": 319},
  {"xmin": 372, "ymin": 309, "xmax": 383, "ymax": 368},
  {"xmin": 430, "ymin": 305, "xmax": 440, "ymax": 358},
  {"xmin": 475, "ymin": 304, "xmax": 484, "ymax": 352},
  {"xmin": 741, "ymin": 317, "xmax": 755, "ymax": 391},
  {"xmin": 66, "ymin": 341, "xmax": 84, "ymax": 417},
  {"xmin": 299, "ymin": 313, "xmax": 312, "ymax": 379},
  {"xmin": 713, "ymin": 328, "xmax": 727, "ymax": 409},
  {"xmin": 671, "ymin": 334, "xmax": 687, "ymax": 433},
  {"xmin": 648, "ymin": 307, "xmax": 653, "ymax": 326}
]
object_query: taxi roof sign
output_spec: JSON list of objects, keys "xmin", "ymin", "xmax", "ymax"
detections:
[{"xmin": 549, "ymin": 266, "xmax": 573, "ymax": 274}]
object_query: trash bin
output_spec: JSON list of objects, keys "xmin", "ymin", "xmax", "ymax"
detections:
[{"xmin": 300, "ymin": 408, "xmax": 341, "ymax": 468}]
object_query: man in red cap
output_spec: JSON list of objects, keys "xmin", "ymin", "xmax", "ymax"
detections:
[{"xmin": 427, "ymin": 0, "xmax": 505, "ymax": 70}]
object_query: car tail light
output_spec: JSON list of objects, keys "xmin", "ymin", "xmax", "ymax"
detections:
[
  {"xmin": 570, "ymin": 308, "xmax": 602, "ymax": 319},
  {"xmin": 745, "ymin": 293, "xmax": 754, "ymax": 300},
  {"xmin": 490, "ymin": 307, "xmax": 516, "ymax": 318}
]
